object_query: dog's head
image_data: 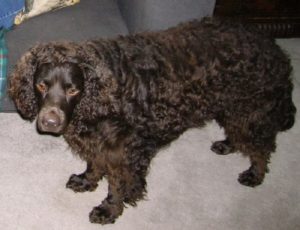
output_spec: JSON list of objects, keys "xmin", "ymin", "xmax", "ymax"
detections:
[
  {"xmin": 9, "ymin": 41, "xmax": 123, "ymax": 135},
  {"xmin": 34, "ymin": 62, "xmax": 84, "ymax": 134},
  {"xmin": 9, "ymin": 42, "xmax": 88, "ymax": 135}
]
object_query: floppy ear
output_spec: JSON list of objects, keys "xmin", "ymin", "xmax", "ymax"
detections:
[
  {"xmin": 8, "ymin": 47, "xmax": 39, "ymax": 121},
  {"xmin": 70, "ymin": 61, "xmax": 123, "ymax": 134}
]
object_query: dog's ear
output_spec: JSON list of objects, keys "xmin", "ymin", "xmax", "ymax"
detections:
[{"xmin": 8, "ymin": 46, "xmax": 40, "ymax": 121}]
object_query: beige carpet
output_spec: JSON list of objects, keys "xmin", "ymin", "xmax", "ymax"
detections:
[{"xmin": 0, "ymin": 39, "xmax": 299, "ymax": 230}]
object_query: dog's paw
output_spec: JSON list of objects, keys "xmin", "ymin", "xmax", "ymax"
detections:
[
  {"xmin": 66, "ymin": 174, "xmax": 98, "ymax": 192},
  {"xmin": 89, "ymin": 204, "xmax": 122, "ymax": 225},
  {"xmin": 211, "ymin": 140, "xmax": 233, "ymax": 155},
  {"xmin": 238, "ymin": 168, "xmax": 263, "ymax": 187}
]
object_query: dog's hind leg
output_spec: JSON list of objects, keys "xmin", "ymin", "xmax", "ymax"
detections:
[
  {"xmin": 238, "ymin": 120, "xmax": 276, "ymax": 187},
  {"xmin": 238, "ymin": 152, "xmax": 270, "ymax": 187},
  {"xmin": 237, "ymin": 86, "xmax": 296, "ymax": 187},
  {"xmin": 211, "ymin": 117, "xmax": 237, "ymax": 155},
  {"xmin": 211, "ymin": 138, "xmax": 235, "ymax": 155},
  {"xmin": 236, "ymin": 127, "xmax": 276, "ymax": 187},
  {"xmin": 217, "ymin": 112, "xmax": 277, "ymax": 187}
]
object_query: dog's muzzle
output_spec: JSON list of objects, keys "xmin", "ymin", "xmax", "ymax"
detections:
[{"xmin": 37, "ymin": 106, "xmax": 66, "ymax": 134}]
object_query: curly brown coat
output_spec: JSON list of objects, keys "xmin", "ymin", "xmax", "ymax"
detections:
[{"xmin": 9, "ymin": 17, "xmax": 296, "ymax": 224}]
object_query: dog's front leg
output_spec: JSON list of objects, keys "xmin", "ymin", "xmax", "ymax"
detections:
[
  {"xmin": 88, "ymin": 136, "xmax": 155, "ymax": 224},
  {"xmin": 66, "ymin": 159, "xmax": 105, "ymax": 192},
  {"xmin": 89, "ymin": 169, "xmax": 126, "ymax": 224},
  {"xmin": 89, "ymin": 162, "xmax": 147, "ymax": 224}
]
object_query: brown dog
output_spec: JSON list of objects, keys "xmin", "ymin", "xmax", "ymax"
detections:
[{"xmin": 9, "ymin": 17, "xmax": 296, "ymax": 224}]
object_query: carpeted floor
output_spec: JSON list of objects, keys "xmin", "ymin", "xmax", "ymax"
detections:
[{"xmin": 0, "ymin": 39, "xmax": 299, "ymax": 230}]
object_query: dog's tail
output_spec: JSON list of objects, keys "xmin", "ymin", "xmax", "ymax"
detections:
[
  {"xmin": 275, "ymin": 87, "xmax": 296, "ymax": 132},
  {"xmin": 271, "ymin": 53, "xmax": 296, "ymax": 132},
  {"xmin": 278, "ymin": 98, "xmax": 296, "ymax": 132}
]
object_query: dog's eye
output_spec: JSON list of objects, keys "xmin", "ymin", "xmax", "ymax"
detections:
[
  {"xmin": 36, "ymin": 82, "xmax": 47, "ymax": 93},
  {"xmin": 67, "ymin": 87, "xmax": 80, "ymax": 96}
]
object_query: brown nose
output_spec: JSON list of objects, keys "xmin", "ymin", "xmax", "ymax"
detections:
[
  {"xmin": 41, "ymin": 111, "xmax": 61, "ymax": 129},
  {"xmin": 37, "ymin": 107, "xmax": 66, "ymax": 134}
]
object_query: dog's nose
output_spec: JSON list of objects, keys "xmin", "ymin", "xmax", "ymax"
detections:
[
  {"xmin": 37, "ymin": 107, "xmax": 66, "ymax": 134},
  {"xmin": 41, "ymin": 111, "xmax": 61, "ymax": 129}
]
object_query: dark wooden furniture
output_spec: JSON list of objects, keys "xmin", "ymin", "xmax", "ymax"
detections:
[{"xmin": 214, "ymin": 0, "xmax": 300, "ymax": 37}]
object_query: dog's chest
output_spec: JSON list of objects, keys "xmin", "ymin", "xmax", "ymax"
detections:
[
  {"xmin": 62, "ymin": 125, "xmax": 104, "ymax": 160},
  {"xmin": 63, "ymin": 121, "xmax": 125, "ymax": 161}
]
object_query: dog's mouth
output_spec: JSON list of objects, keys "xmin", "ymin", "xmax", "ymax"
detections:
[{"xmin": 37, "ymin": 106, "xmax": 67, "ymax": 135}]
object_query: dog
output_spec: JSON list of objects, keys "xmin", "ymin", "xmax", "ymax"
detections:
[{"xmin": 9, "ymin": 17, "xmax": 296, "ymax": 224}]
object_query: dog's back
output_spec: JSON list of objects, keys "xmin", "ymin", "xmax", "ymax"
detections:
[{"xmin": 109, "ymin": 18, "xmax": 296, "ymax": 137}]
